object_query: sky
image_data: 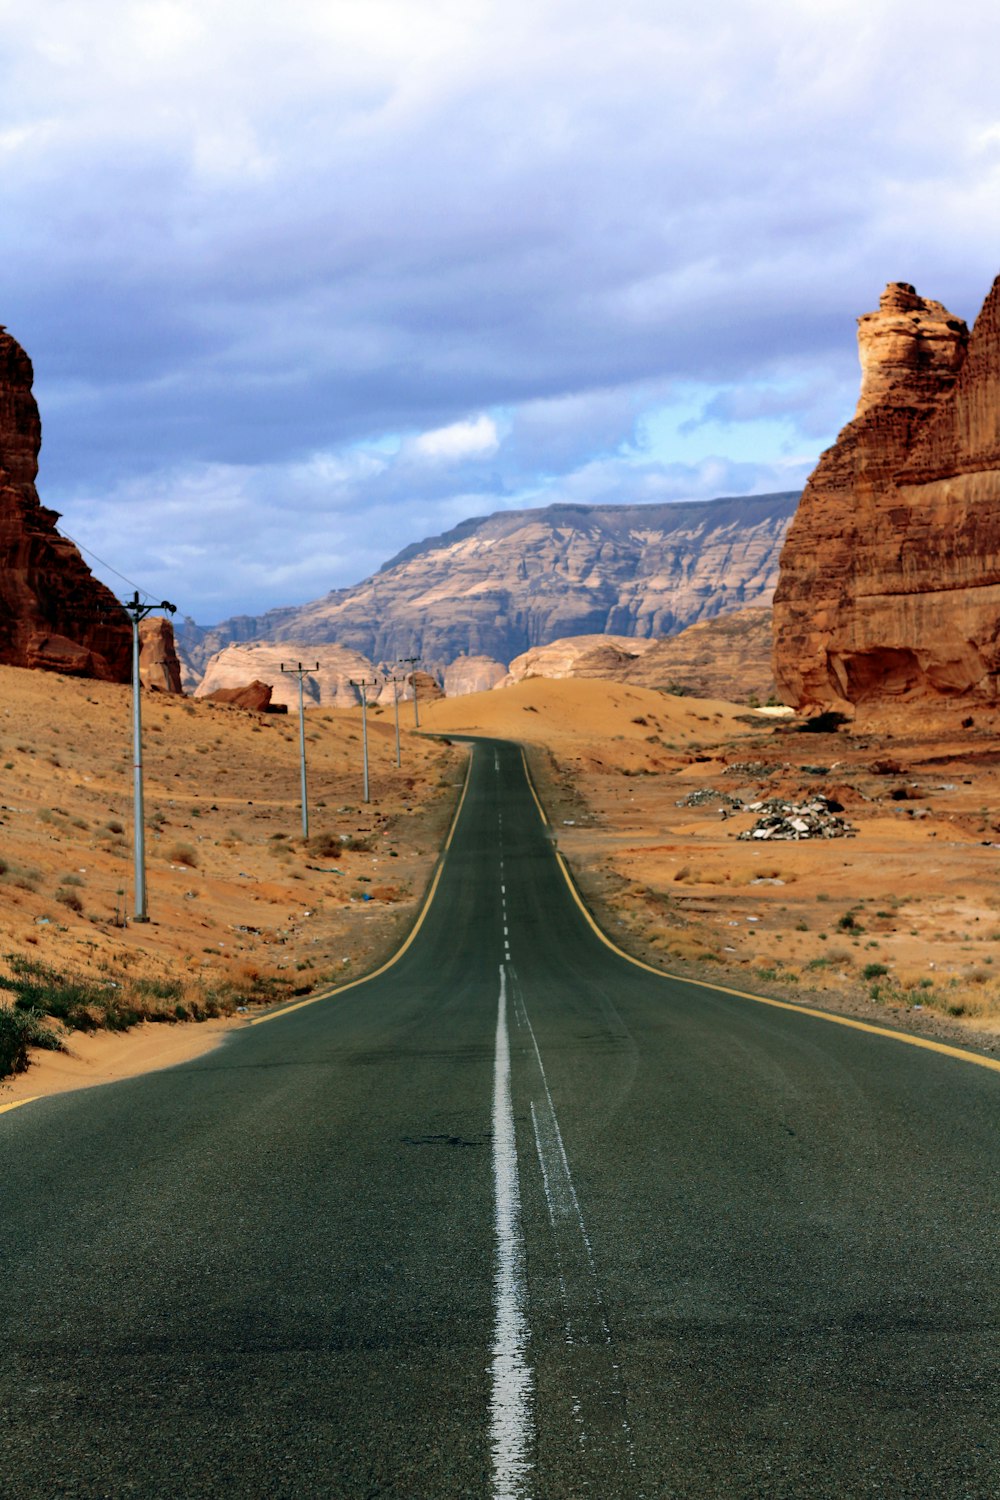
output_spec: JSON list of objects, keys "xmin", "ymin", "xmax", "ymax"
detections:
[{"xmin": 3, "ymin": 0, "xmax": 1000, "ymax": 625}]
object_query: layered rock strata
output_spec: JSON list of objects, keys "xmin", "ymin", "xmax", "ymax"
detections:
[
  {"xmin": 177, "ymin": 492, "xmax": 798, "ymax": 676},
  {"xmin": 773, "ymin": 278, "xmax": 1000, "ymax": 711},
  {"xmin": 442, "ymin": 655, "xmax": 507, "ymax": 696},
  {"xmin": 195, "ymin": 642, "xmax": 382, "ymax": 710},
  {"xmin": 502, "ymin": 608, "xmax": 775, "ymax": 702},
  {"xmin": 0, "ymin": 328, "xmax": 131, "ymax": 680}
]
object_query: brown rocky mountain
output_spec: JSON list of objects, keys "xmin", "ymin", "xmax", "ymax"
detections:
[
  {"xmin": 773, "ymin": 277, "xmax": 1000, "ymax": 713},
  {"xmin": 177, "ymin": 491, "xmax": 798, "ymax": 678},
  {"xmin": 0, "ymin": 325, "xmax": 130, "ymax": 680},
  {"xmin": 503, "ymin": 607, "xmax": 776, "ymax": 702}
]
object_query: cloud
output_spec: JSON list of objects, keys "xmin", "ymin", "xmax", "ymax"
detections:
[
  {"xmin": 5, "ymin": 0, "xmax": 1000, "ymax": 619},
  {"xmin": 411, "ymin": 414, "xmax": 499, "ymax": 462}
]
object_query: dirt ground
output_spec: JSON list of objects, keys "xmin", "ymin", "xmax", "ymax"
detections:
[
  {"xmin": 0, "ymin": 664, "xmax": 464, "ymax": 1101},
  {"xmin": 423, "ymin": 678, "xmax": 1000, "ymax": 1055}
]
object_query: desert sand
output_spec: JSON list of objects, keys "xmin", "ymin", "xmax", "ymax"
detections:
[
  {"xmin": 0, "ymin": 664, "xmax": 463, "ymax": 1102},
  {"xmin": 423, "ymin": 679, "xmax": 1000, "ymax": 1052}
]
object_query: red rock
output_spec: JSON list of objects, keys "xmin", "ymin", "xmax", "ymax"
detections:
[
  {"xmin": 0, "ymin": 325, "xmax": 131, "ymax": 680},
  {"xmin": 409, "ymin": 669, "xmax": 444, "ymax": 703},
  {"xmin": 773, "ymin": 277, "xmax": 1000, "ymax": 713},
  {"xmin": 201, "ymin": 679, "xmax": 285, "ymax": 712},
  {"xmin": 138, "ymin": 616, "xmax": 183, "ymax": 693}
]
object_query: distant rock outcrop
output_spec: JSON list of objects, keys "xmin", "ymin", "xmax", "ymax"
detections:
[
  {"xmin": 195, "ymin": 641, "xmax": 382, "ymax": 709},
  {"xmin": 442, "ymin": 655, "xmax": 507, "ymax": 696},
  {"xmin": 0, "ymin": 326, "xmax": 130, "ymax": 680},
  {"xmin": 177, "ymin": 492, "xmax": 799, "ymax": 677},
  {"xmin": 201, "ymin": 679, "xmax": 285, "ymax": 712},
  {"xmin": 504, "ymin": 635, "xmax": 659, "ymax": 685},
  {"xmin": 501, "ymin": 609, "xmax": 775, "ymax": 702},
  {"xmin": 773, "ymin": 277, "xmax": 1000, "ymax": 712},
  {"xmin": 138, "ymin": 616, "xmax": 183, "ymax": 693},
  {"xmin": 619, "ymin": 607, "xmax": 776, "ymax": 702}
]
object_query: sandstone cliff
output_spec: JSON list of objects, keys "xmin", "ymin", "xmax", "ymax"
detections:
[
  {"xmin": 0, "ymin": 326, "xmax": 131, "ymax": 680},
  {"xmin": 138, "ymin": 616, "xmax": 183, "ymax": 693},
  {"xmin": 178, "ymin": 492, "xmax": 798, "ymax": 678},
  {"xmin": 194, "ymin": 642, "xmax": 382, "ymax": 710},
  {"xmin": 773, "ymin": 278, "xmax": 1000, "ymax": 712},
  {"xmin": 442, "ymin": 656, "xmax": 508, "ymax": 696},
  {"xmin": 503, "ymin": 608, "xmax": 775, "ymax": 702},
  {"xmin": 504, "ymin": 635, "xmax": 659, "ymax": 685}
]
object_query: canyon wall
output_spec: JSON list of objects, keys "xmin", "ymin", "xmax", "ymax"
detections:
[
  {"xmin": 0, "ymin": 326, "xmax": 131, "ymax": 680},
  {"xmin": 178, "ymin": 491, "xmax": 799, "ymax": 678},
  {"xmin": 774, "ymin": 277, "xmax": 1000, "ymax": 712}
]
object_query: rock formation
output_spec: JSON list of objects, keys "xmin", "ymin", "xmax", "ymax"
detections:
[
  {"xmin": 138, "ymin": 616, "xmax": 183, "ymax": 693},
  {"xmin": 502, "ymin": 608, "xmax": 775, "ymax": 702},
  {"xmin": 773, "ymin": 277, "xmax": 1000, "ymax": 713},
  {"xmin": 201, "ymin": 680, "xmax": 285, "ymax": 712},
  {"xmin": 195, "ymin": 641, "xmax": 383, "ymax": 709},
  {"xmin": 504, "ymin": 635, "xmax": 659, "ymax": 685},
  {"xmin": 0, "ymin": 326, "xmax": 131, "ymax": 680},
  {"xmin": 442, "ymin": 655, "xmax": 508, "ymax": 696},
  {"xmin": 618, "ymin": 607, "xmax": 776, "ymax": 702},
  {"xmin": 177, "ymin": 492, "xmax": 798, "ymax": 678}
]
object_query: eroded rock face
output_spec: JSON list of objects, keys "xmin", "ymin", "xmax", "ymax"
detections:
[
  {"xmin": 772, "ymin": 277, "xmax": 1000, "ymax": 712},
  {"xmin": 0, "ymin": 326, "xmax": 131, "ymax": 680},
  {"xmin": 177, "ymin": 492, "xmax": 798, "ymax": 676},
  {"xmin": 195, "ymin": 641, "xmax": 382, "ymax": 709},
  {"xmin": 201, "ymin": 679, "xmax": 284, "ymax": 712},
  {"xmin": 501, "ymin": 609, "xmax": 775, "ymax": 703},
  {"xmin": 442, "ymin": 655, "xmax": 507, "ymax": 696},
  {"xmin": 138, "ymin": 616, "xmax": 183, "ymax": 693},
  {"xmin": 504, "ymin": 635, "xmax": 658, "ymax": 685},
  {"xmin": 855, "ymin": 282, "xmax": 968, "ymax": 419}
]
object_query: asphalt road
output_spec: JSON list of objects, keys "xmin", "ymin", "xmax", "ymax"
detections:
[{"xmin": 2, "ymin": 739, "xmax": 998, "ymax": 1498}]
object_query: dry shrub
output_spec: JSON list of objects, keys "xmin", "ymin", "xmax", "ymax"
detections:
[
  {"xmin": 165, "ymin": 843, "xmax": 198, "ymax": 867},
  {"xmin": 369, "ymin": 885, "xmax": 400, "ymax": 902},
  {"xmin": 666, "ymin": 934, "xmax": 720, "ymax": 963},
  {"xmin": 306, "ymin": 831, "xmax": 343, "ymax": 859}
]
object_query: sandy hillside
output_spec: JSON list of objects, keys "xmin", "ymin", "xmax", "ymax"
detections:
[
  {"xmin": 425, "ymin": 681, "xmax": 1000, "ymax": 1050},
  {"xmin": 0, "ymin": 665, "xmax": 463, "ymax": 1099},
  {"xmin": 421, "ymin": 675, "xmax": 762, "ymax": 762}
]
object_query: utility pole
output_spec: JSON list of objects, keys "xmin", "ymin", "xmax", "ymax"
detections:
[
  {"xmin": 399, "ymin": 656, "xmax": 421, "ymax": 728},
  {"xmin": 349, "ymin": 679, "xmax": 377, "ymax": 802},
  {"xmin": 390, "ymin": 674, "xmax": 403, "ymax": 768},
  {"xmin": 280, "ymin": 662, "xmax": 319, "ymax": 838},
  {"xmin": 121, "ymin": 591, "xmax": 176, "ymax": 922}
]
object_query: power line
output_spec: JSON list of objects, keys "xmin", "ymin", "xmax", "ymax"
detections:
[{"xmin": 57, "ymin": 527, "xmax": 159, "ymax": 603}]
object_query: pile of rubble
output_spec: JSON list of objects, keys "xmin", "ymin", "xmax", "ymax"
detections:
[
  {"xmin": 722, "ymin": 760, "xmax": 776, "ymax": 778},
  {"xmin": 737, "ymin": 795, "xmax": 857, "ymax": 842},
  {"xmin": 676, "ymin": 788, "xmax": 745, "ymax": 809}
]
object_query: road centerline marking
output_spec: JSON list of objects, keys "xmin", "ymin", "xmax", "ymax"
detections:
[
  {"xmin": 490, "ymin": 964, "xmax": 534, "ymax": 1499},
  {"xmin": 512, "ymin": 971, "xmax": 635, "ymax": 1470}
]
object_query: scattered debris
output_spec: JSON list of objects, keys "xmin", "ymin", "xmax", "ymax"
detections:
[
  {"xmin": 676, "ymin": 788, "xmax": 744, "ymax": 809},
  {"xmin": 737, "ymin": 796, "xmax": 857, "ymax": 842},
  {"xmin": 722, "ymin": 761, "xmax": 775, "ymax": 778}
]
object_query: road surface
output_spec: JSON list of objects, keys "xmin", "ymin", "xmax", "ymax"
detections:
[{"xmin": 2, "ymin": 739, "xmax": 998, "ymax": 1497}]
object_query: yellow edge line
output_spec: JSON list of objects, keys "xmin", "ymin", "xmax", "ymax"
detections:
[
  {"xmin": 0, "ymin": 1096, "xmax": 40, "ymax": 1115},
  {"xmin": 248, "ymin": 751, "xmax": 473, "ymax": 1027},
  {"xmin": 520, "ymin": 748, "xmax": 1000, "ymax": 1076}
]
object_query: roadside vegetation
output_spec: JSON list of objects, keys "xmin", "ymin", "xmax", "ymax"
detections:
[{"xmin": 0, "ymin": 953, "xmax": 294, "ymax": 1081}]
